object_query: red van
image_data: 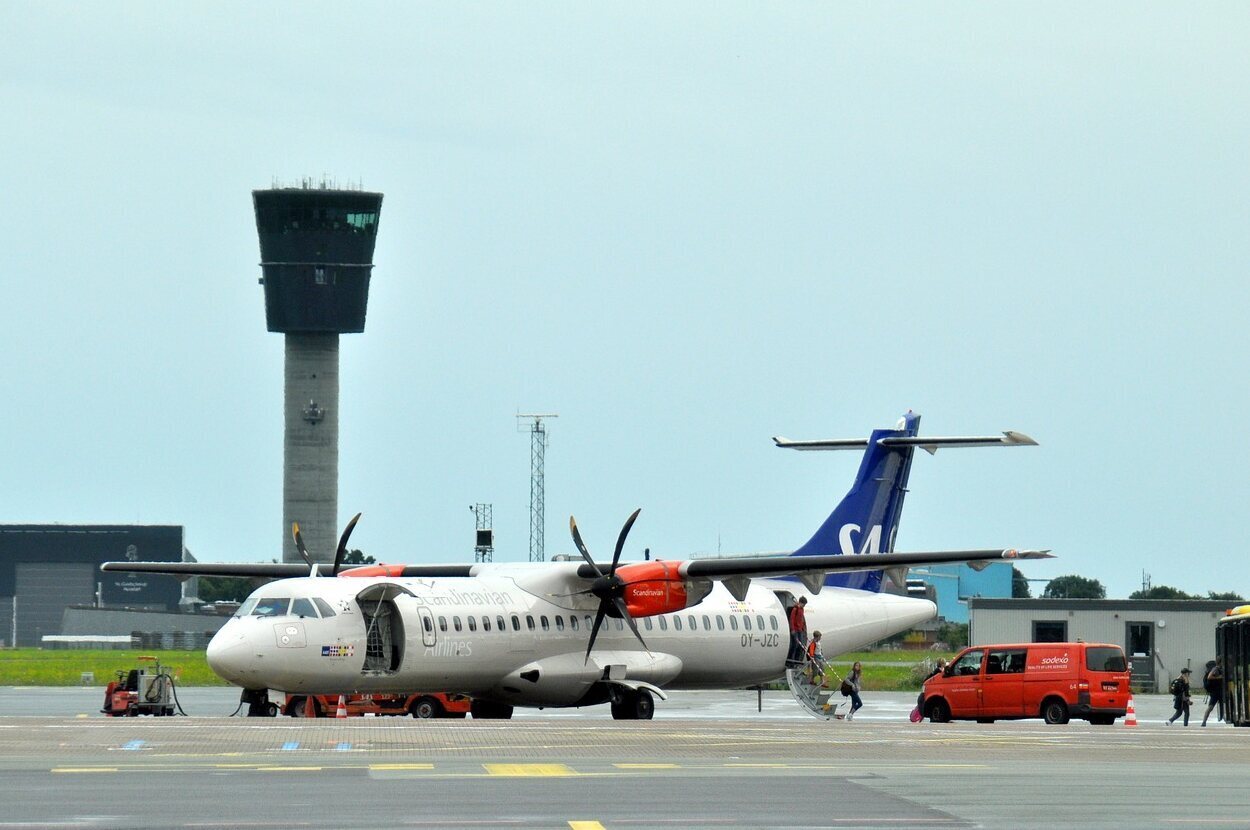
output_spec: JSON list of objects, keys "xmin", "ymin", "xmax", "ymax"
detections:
[{"xmin": 921, "ymin": 642, "xmax": 1130, "ymax": 725}]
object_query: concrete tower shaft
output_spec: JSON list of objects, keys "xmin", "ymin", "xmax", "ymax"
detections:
[{"xmin": 283, "ymin": 334, "xmax": 339, "ymax": 564}]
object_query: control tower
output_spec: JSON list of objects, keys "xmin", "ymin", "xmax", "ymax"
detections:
[{"xmin": 252, "ymin": 184, "xmax": 383, "ymax": 563}]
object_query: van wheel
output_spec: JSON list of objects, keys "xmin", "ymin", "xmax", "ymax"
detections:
[
  {"xmin": 1042, "ymin": 698, "xmax": 1070, "ymax": 724},
  {"xmin": 926, "ymin": 699, "xmax": 951, "ymax": 723},
  {"xmin": 410, "ymin": 697, "xmax": 443, "ymax": 719}
]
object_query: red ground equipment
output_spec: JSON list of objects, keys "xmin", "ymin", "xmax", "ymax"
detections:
[
  {"xmin": 101, "ymin": 655, "xmax": 178, "ymax": 717},
  {"xmin": 283, "ymin": 692, "xmax": 470, "ymax": 719}
]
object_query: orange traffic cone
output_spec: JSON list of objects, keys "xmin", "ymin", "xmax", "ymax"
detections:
[
  {"xmin": 1124, "ymin": 695, "xmax": 1138, "ymax": 727},
  {"xmin": 335, "ymin": 694, "xmax": 348, "ymax": 719}
]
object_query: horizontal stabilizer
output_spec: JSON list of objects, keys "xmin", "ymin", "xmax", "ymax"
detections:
[{"xmin": 774, "ymin": 431, "xmax": 1036, "ymax": 453}]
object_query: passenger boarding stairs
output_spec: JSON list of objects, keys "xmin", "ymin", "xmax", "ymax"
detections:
[{"xmin": 786, "ymin": 667, "xmax": 847, "ymax": 720}]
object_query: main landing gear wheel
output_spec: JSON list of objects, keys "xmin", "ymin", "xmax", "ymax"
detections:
[
  {"xmin": 610, "ymin": 688, "xmax": 655, "ymax": 720},
  {"xmin": 410, "ymin": 696, "xmax": 443, "ymax": 719}
]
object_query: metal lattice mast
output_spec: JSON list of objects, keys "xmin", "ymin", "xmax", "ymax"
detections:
[
  {"xmin": 518, "ymin": 413, "xmax": 557, "ymax": 562},
  {"xmin": 471, "ymin": 503, "xmax": 494, "ymax": 563}
]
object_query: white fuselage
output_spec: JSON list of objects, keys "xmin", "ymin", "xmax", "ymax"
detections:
[{"xmin": 206, "ymin": 564, "xmax": 935, "ymax": 708}]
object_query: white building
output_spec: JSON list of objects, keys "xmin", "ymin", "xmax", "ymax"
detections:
[{"xmin": 968, "ymin": 598, "xmax": 1231, "ymax": 693}]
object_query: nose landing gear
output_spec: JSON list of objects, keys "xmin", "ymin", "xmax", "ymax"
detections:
[{"xmin": 241, "ymin": 688, "xmax": 279, "ymax": 717}]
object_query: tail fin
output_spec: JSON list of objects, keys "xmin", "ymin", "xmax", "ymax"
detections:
[{"xmin": 774, "ymin": 412, "xmax": 1036, "ymax": 592}]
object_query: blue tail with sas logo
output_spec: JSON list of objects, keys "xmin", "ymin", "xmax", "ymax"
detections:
[{"xmin": 772, "ymin": 412, "xmax": 1036, "ymax": 592}]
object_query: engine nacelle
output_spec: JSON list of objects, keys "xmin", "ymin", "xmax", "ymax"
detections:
[
  {"xmin": 615, "ymin": 561, "xmax": 713, "ymax": 618},
  {"xmin": 337, "ymin": 564, "xmax": 407, "ymax": 578}
]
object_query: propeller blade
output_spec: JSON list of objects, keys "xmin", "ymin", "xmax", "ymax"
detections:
[
  {"xmin": 331, "ymin": 512, "xmax": 362, "ymax": 576},
  {"xmin": 291, "ymin": 522, "xmax": 314, "ymax": 568},
  {"xmin": 569, "ymin": 516, "xmax": 603, "ymax": 577},
  {"xmin": 612, "ymin": 595, "xmax": 649, "ymax": 652},
  {"xmin": 610, "ymin": 508, "xmax": 641, "ymax": 576},
  {"xmin": 584, "ymin": 603, "xmax": 609, "ymax": 664}
]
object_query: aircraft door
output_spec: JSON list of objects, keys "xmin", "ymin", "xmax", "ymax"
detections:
[
  {"xmin": 355, "ymin": 583, "xmax": 416, "ymax": 676},
  {"xmin": 418, "ymin": 606, "xmax": 436, "ymax": 648}
]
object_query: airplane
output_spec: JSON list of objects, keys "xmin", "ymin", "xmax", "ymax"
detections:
[{"xmin": 103, "ymin": 412, "xmax": 1048, "ymax": 720}]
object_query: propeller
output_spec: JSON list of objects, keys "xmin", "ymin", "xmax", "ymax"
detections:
[
  {"xmin": 291, "ymin": 513, "xmax": 363, "ymax": 576},
  {"xmin": 569, "ymin": 508, "xmax": 648, "ymax": 663}
]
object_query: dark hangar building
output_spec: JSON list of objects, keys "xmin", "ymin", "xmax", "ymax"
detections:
[{"xmin": 0, "ymin": 525, "xmax": 185, "ymax": 647}]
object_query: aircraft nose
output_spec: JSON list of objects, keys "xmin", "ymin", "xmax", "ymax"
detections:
[{"xmin": 206, "ymin": 625, "xmax": 254, "ymax": 686}]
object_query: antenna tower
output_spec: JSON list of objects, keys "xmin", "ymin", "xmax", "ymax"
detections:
[
  {"xmin": 470, "ymin": 504, "xmax": 493, "ymax": 563},
  {"xmin": 517, "ymin": 413, "xmax": 557, "ymax": 562}
]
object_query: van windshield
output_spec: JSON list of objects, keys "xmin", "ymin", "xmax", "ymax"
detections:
[
  {"xmin": 1086, "ymin": 647, "xmax": 1127, "ymax": 672},
  {"xmin": 950, "ymin": 649, "xmax": 984, "ymax": 676}
]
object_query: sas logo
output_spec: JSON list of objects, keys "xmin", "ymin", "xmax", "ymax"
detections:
[
  {"xmin": 839, "ymin": 524, "xmax": 883, "ymax": 556},
  {"xmin": 321, "ymin": 645, "xmax": 356, "ymax": 658}
]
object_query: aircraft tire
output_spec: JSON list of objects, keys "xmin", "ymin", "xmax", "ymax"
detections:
[
  {"xmin": 610, "ymin": 689, "xmax": 655, "ymax": 720},
  {"xmin": 634, "ymin": 689, "xmax": 655, "ymax": 720}
]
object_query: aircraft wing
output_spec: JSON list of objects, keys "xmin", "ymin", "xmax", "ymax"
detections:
[
  {"xmin": 571, "ymin": 548, "xmax": 1048, "ymax": 582},
  {"xmin": 678, "ymin": 548, "xmax": 1050, "ymax": 579},
  {"xmin": 99, "ymin": 561, "xmax": 478, "ymax": 579}
]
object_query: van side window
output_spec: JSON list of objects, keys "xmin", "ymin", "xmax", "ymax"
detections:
[
  {"xmin": 988, "ymin": 649, "xmax": 1026, "ymax": 674},
  {"xmin": 951, "ymin": 649, "xmax": 984, "ymax": 676}
]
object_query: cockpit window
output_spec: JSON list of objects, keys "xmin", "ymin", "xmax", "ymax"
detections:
[
  {"xmin": 313, "ymin": 597, "xmax": 337, "ymax": 618},
  {"xmin": 291, "ymin": 598, "xmax": 317, "ymax": 618},
  {"xmin": 252, "ymin": 598, "xmax": 291, "ymax": 617},
  {"xmin": 235, "ymin": 598, "xmax": 259, "ymax": 617}
]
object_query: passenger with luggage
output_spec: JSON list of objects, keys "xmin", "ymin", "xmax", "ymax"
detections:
[
  {"xmin": 842, "ymin": 661, "xmax": 864, "ymax": 721},
  {"xmin": 1166, "ymin": 667, "xmax": 1192, "ymax": 726},
  {"xmin": 786, "ymin": 596, "xmax": 808, "ymax": 667},
  {"xmin": 1202, "ymin": 660, "xmax": 1224, "ymax": 727},
  {"xmin": 806, "ymin": 630, "xmax": 830, "ymax": 686}
]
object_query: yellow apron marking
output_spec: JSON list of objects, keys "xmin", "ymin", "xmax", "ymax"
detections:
[
  {"xmin": 484, "ymin": 763, "xmax": 577, "ymax": 777},
  {"xmin": 568, "ymin": 823, "xmax": 607, "ymax": 830}
]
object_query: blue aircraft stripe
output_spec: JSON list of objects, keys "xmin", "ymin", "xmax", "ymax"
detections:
[{"xmin": 281, "ymin": 741, "xmax": 299, "ymax": 751}]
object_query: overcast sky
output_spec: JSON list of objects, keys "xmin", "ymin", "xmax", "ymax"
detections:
[{"xmin": 3, "ymin": 3, "xmax": 1247, "ymax": 598}]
